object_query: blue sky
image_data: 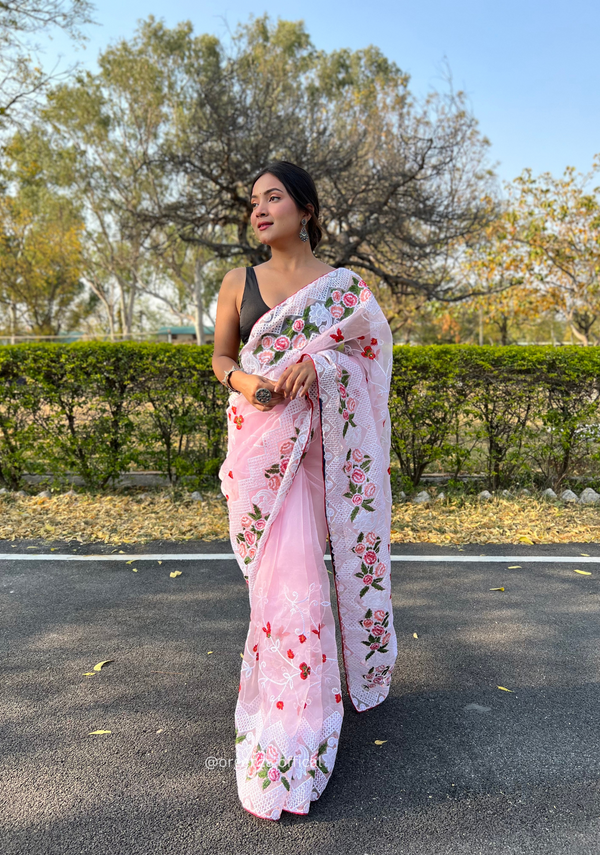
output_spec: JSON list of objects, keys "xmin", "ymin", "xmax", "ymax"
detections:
[{"xmin": 38, "ymin": 0, "xmax": 599, "ymax": 184}]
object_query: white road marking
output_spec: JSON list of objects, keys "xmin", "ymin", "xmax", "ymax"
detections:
[{"xmin": 0, "ymin": 553, "xmax": 598, "ymax": 563}]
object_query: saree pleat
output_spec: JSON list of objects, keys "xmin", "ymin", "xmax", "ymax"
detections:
[
  {"xmin": 233, "ymin": 402, "xmax": 343, "ymax": 819},
  {"xmin": 220, "ymin": 267, "xmax": 398, "ymax": 821}
]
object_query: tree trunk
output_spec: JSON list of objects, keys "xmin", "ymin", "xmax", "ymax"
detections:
[{"xmin": 194, "ymin": 258, "xmax": 205, "ymax": 345}]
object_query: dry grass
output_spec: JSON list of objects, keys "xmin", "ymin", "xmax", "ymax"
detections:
[{"xmin": 1, "ymin": 491, "xmax": 600, "ymax": 544}]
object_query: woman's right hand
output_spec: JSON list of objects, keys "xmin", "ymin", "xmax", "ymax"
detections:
[{"xmin": 234, "ymin": 372, "xmax": 287, "ymax": 411}]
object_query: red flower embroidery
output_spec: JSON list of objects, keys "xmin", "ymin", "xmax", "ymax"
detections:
[
  {"xmin": 262, "ymin": 621, "xmax": 271, "ymax": 638},
  {"xmin": 276, "ymin": 700, "xmax": 284, "ymax": 709},
  {"xmin": 253, "ymin": 643, "xmax": 258, "ymax": 652},
  {"xmin": 228, "ymin": 471, "xmax": 233, "ymax": 478},
  {"xmin": 287, "ymin": 648, "xmax": 295, "ymax": 659},
  {"xmin": 361, "ymin": 345, "xmax": 376, "ymax": 359},
  {"xmin": 298, "ymin": 634, "xmax": 307, "ymax": 643},
  {"xmin": 322, "ymin": 654, "xmax": 326, "ymax": 663},
  {"xmin": 312, "ymin": 623, "xmax": 322, "ymax": 639},
  {"xmin": 234, "ymin": 414, "xmax": 244, "ymax": 430},
  {"xmin": 371, "ymin": 337, "xmax": 378, "ymax": 345},
  {"xmin": 299, "ymin": 662, "xmax": 311, "ymax": 680},
  {"xmin": 335, "ymin": 693, "xmax": 342, "ymax": 703},
  {"xmin": 330, "ymin": 327, "xmax": 344, "ymax": 342}
]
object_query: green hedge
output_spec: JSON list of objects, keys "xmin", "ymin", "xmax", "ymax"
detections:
[{"xmin": 2, "ymin": 342, "xmax": 600, "ymax": 492}]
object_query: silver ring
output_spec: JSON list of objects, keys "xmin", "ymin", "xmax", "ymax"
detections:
[{"xmin": 255, "ymin": 387, "xmax": 272, "ymax": 404}]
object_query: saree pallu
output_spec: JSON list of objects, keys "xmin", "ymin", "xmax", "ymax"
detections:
[{"xmin": 219, "ymin": 266, "xmax": 398, "ymax": 820}]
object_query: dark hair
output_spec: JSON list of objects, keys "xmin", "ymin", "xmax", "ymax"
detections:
[{"xmin": 250, "ymin": 160, "xmax": 324, "ymax": 252}]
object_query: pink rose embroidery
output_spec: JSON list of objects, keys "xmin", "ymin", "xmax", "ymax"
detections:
[
  {"xmin": 244, "ymin": 530, "xmax": 256, "ymax": 546},
  {"xmin": 343, "ymin": 461, "xmax": 353, "ymax": 475},
  {"xmin": 331, "ymin": 290, "xmax": 342, "ymax": 303},
  {"xmin": 292, "ymin": 332, "xmax": 307, "ymax": 349},
  {"xmin": 279, "ymin": 440, "xmax": 294, "ymax": 455},
  {"xmin": 266, "ymin": 744, "xmax": 279, "ymax": 764},
  {"xmin": 273, "ymin": 335, "xmax": 291, "ymax": 351},
  {"xmin": 255, "ymin": 751, "xmax": 265, "ymax": 769},
  {"xmin": 258, "ymin": 350, "xmax": 274, "ymax": 365},
  {"xmin": 279, "ymin": 458, "xmax": 289, "ymax": 475},
  {"xmin": 342, "ymin": 292, "xmax": 358, "ymax": 307},
  {"xmin": 338, "ymin": 384, "xmax": 347, "ymax": 398},
  {"xmin": 355, "ymin": 543, "xmax": 366, "ymax": 556},
  {"xmin": 268, "ymin": 767, "xmax": 280, "ymax": 782},
  {"xmin": 374, "ymin": 562, "xmax": 386, "ymax": 576},
  {"xmin": 238, "ymin": 542, "xmax": 248, "ymax": 558},
  {"xmin": 372, "ymin": 624, "xmax": 385, "ymax": 636},
  {"xmin": 343, "ymin": 409, "xmax": 350, "ymax": 421},
  {"xmin": 363, "ymin": 574, "xmax": 373, "ymax": 585},
  {"xmin": 362, "ymin": 618, "xmax": 373, "ymax": 628},
  {"xmin": 364, "ymin": 550, "xmax": 377, "ymax": 565},
  {"xmin": 268, "ymin": 474, "xmax": 281, "ymax": 491},
  {"xmin": 351, "ymin": 468, "xmax": 366, "ymax": 484},
  {"xmin": 370, "ymin": 642, "xmax": 380, "ymax": 650},
  {"xmin": 365, "ymin": 531, "xmax": 377, "ymax": 545},
  {"xmin": 352, "ymin": 493, "xmax": 363, "ymax": 505},
  {"xmin": 374, "ymin": 609, "xmax": 386, "ymax": 622},
  {"xmin": 261, "ymin": 335, "xmax": 274, "ymax": 348},
  {"xmin": 255, "ymin": 519, "xmax": 266, "ymax": 531},
  {"xmin": 360, "ymin": 287, "xmax": 372, "ymax": 302},
  {"xmin": 382, "ymin": 632, "xmax": 391, "ymax": 645},
  {"xmin": 346, "ymin": 397, "xmax": 356, "ymax": 413},
  {"xmin": 248, "ymin": 547, "xmax": 256, "ymax": 560},
  {"xmin": 330, "ymin": 304, "xmax": 344, "ymax": 320},
  {"xmin": 247, "ymin": 763, "xmax": 257, "ymax": 778},
  {"xmin": 241, "ymin": 515, "xmax": 252, "ymax": 528},
  {"xmin": 364, "ymin": 482, "xmax": 377, "ymax": 498},
  {"xmin": 357, "ymin": 279, "xmax": 367, "ymax": 288},
  {"xmin": 292, "ymin": 318, "xmax": 305, "ymax": 332},
  {"xmin": 352, "ymin": 449, "xmax": 364, "ymax": 463}
]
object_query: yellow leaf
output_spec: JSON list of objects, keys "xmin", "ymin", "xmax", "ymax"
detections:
[
  {"xmin": 170, "ymin": 570, "xmax": 182, "ymax": 578},
  {"xmin": 126, "ymin": 560, "xmax": 133, "ymax": 564},
  {"xmin": 413, "ymin": 632, "xmax": 418, "ymax": 639},
  {"xmin": 132, "ymin": 568, "xmax": 138, "ymax": 572},
  {"xmin": 88, "ymin": 730, "xmax": 111, "ymax": 735},
  {"xmin": 240, "ymin": 652, "xmax": 244, "ymax": 658},
  {"xmin": 573, "ymin": 569, "xmax": 592, "ymax": 575},
  {"xmin": 93, "ymin": 659, "xmax": 114, "ymax": 672},
  {"xmin": 490, "ymin": 587, "xmax": 505, "ymax": 591},
  {"xmin": 580, "ymin": 553, "xmax": 590, "ymax": 557},
  {"xmin": 508, "ymin": 565, "xmax": 521, "ymax": 569},
  {"xmin": 374, "ymin": 739, "xmax": 388, "ymax": 745},
  {"xmin": 82, "ymin": 672, "xmax": 95, "ymax": 676},
  {"xmin": 207, "ymin": 651, "xmax": 213, "ymax": 655},
  {"xmin": 518, "ymin": 536, "xmax": 534, "ymax": 545},
  {"xmin": 497, "ymin": 686, "xmax": 514, "ymax": 692},
  {"xmin": 390, "ymin": 529, "xmax": 398, "ymax": 533},
  {"xmin": 118, "ymin": 550, "xmax": 125, "ymax": 553},
  {"xmin": 158, "ymin": 561, "xmax": 163, "ymax": 564}
]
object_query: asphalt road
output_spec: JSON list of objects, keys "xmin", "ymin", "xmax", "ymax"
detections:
[{"xmin": 1, "ymin": 539, "xmax": 600, "ymax": 855}]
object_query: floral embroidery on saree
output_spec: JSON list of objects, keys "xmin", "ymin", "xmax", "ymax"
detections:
[{"xmin": 220, "ymin": 266, "xmax": 397, "ymax": 820}]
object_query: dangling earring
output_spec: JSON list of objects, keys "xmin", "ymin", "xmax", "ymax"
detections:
[{"xmin": 299, "ymin": 217, "xmax": 309, "ymax": 242}]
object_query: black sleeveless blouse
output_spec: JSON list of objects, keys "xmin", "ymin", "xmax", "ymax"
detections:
[{"xmin": 239, "ymin": 266, "xmax": 271, "ymax": 345}]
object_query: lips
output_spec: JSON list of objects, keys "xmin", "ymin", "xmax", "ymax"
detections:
[{"xmin": 258, "ymin": 222, "xmax": 272, "ymax": 230}]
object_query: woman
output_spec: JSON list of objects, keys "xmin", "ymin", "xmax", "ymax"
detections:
[{"xmin": 212, "ymin": 160, "xmax": 398, "ymax": 820}]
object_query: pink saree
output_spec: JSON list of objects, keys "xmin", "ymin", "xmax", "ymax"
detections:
[{"xmin": 219, "ymin": 266, "xmax": 398, "ymax": 820}]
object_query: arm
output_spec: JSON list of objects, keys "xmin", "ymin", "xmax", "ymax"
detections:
[{"xmin": 211, "ymin": 268, "xmax": 286, "ymax": 411}]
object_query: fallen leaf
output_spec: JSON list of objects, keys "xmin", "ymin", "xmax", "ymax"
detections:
[
  {"xmin": 374, "ymin": 739, "xmax": 388, "ymax": 745},
  {"xmin": 508, "ymin": 565, "xmax": 521, "ymax": 569},
  {"xmin": 158, "ymin": 561, "xmax": 163, "ymax": 564},
  {"xmin": 126, "ymin": 560, "xmax": 134, "ymax": 564},
  {"xmin": 573, "ymin": 569, "xmax": 592, "ymax": 575},
  {"xmin": 497, "ymin": 686, "xmax": 514, "ymax": 692},
  {"xmin": 518, "ymin": 536, "xmax": 534, "ymax": 545},
  {"xmin": 170, "ymin": 570, "xmax": 182, "ymax": 578},
  {"xmin": 490, "ymin": 587, "xmax": 505, "ymax": 591},
  {"xmin": 82, "ymin": 672, "xmax": 95, "ymax": 676},
  {"xmin": 413, "ymin": 632, "xmax": 418, "ymax": 639},
  {"xmin": 88, "ymin": 730, "xmax": 111, "ymax": 735},
  {"xmin": 580, "ymin": 553, "xmax": 590, "ymax": 557},
  {"xmin": 118, "ymin": 550, "xmax": 125, "ymax": 553},
  {"xmin": 93, "ymin": 659, "xmax": 114, "ymax": 672},
  {"xmin": 240, "ymin": 652, "xmax": 244, "ymax": 658},
  {"xmin": 132, "ymin": 568, "xmax": 138, "ymax": 572}
]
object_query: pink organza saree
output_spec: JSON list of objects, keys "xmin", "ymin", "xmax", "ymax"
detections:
[{"xmin": 219, "ymin": 266, "xmax": 398, "ymax": 820}]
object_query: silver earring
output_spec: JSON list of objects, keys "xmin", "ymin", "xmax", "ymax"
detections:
[{"xmin": 299, "ymin": 218, "xmax": 309, "ymax": 242}]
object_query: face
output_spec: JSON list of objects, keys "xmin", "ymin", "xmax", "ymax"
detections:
[{"xmin": 250, "ymin": 172, "xmax": 309, "ymax": 245}]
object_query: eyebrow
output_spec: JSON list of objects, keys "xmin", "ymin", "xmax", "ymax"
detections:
[{"xmin": 250, "ymin": 187, "xmax": 284, "ymax": 200}]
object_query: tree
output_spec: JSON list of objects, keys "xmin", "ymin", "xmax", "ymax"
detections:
[
  {"xmin": 0, "ymin": 0, "xmax": 94, "ymax": 127},
  {"xmin": 130, "ymin": 14, "xmax": 496, "ymax": 303},
  {"xmin": 508, "ymin": 160, "xmax": 600, "ymax": 345}
]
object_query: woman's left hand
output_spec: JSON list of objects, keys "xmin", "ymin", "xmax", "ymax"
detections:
[{"xmin": 274, "ymin": 360, "xmax": 317, "ymax": 399}]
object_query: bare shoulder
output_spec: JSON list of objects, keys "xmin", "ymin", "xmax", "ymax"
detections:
[{"xmin": 219, "ymin": 266, "xmax": 247, "ymax": 312}]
